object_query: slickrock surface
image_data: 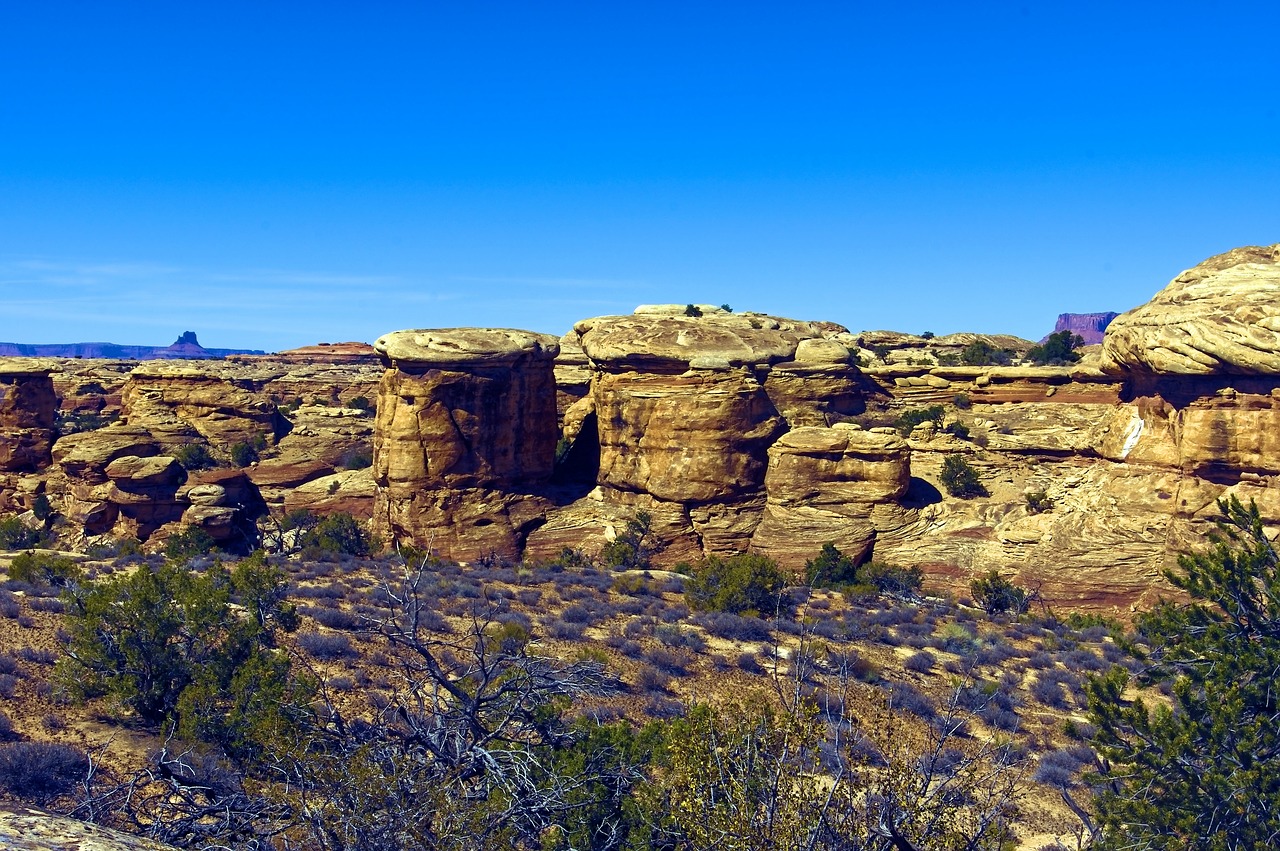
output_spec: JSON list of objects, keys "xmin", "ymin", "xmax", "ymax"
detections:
[
  {"xmin": 1101, "ymin": 244, "xmax": 1280, "ymax": 374},
  {"xmin": 0, "ymin": 804, "xmax": 177, "ymax": 851},
  {"xmin": 0, "ymin": 359, "xmax": 59, "ymax": 472},
  {"xmin": 372, "ymin": 328, "xmax": 561, "ymax": 560}
]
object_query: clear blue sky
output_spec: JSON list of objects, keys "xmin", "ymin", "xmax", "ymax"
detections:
[{"xmin": 2, "ymin": 2, "xmax": 1277, "ymax": 351}]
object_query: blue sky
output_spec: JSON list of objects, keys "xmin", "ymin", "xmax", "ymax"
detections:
[{"xmin": 2, "ymin": 2, "xmax": 1277, "ymax": 351}]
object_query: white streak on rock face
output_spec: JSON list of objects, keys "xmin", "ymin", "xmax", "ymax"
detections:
[{"xmin": 1120, "ymin": 411, "xmax": 1144, "ymax": 459}]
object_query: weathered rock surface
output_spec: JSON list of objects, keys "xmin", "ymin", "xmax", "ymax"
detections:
[
  {"xmin": 0, "ymin": 359, "xmax": 59, "ymax": 472},
  {"xmin": 753, "ymin": 426, "xmax": 910, "ymax": 568},
  {"xmin": 0, "ymin": 804, "xmax": 178, "ymax": 851},
  {"xmin": 1101, "ymin": 244, "xmax": 1280, "ymax": 375},
  {"xmin": 121, "ymin": 361, "xmax": 284, "ymax": 448},
  {"xmin": 372, "ymin": 328, "xmax": 561, "ymax": 558}
]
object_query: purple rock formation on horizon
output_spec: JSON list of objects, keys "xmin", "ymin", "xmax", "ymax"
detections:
[
  {"xmin": 0, "ymin": 332, "xmax": 266, "ymax": 360},
  {"xmin": 1045, "ymin": 312, "xmax": 1119, "ymax": 345}
]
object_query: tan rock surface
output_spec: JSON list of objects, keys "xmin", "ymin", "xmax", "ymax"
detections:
[
  {"xmin": 1101, "ymin": 244, "xmax": 1280, "ymax": 375},
  {"xmin": 0, "ymin": 360, "xmax": 59, "ymax": 472},
  {"xmin": 122, "ymin": 360, "xmax": 284, "ymax": 447},
  {"xmin": 752, "ymin": 427, "xmax": 910, "ymax": 569},
  {"xmin": 0, "ymin": 804, "xmax": 177, "ymax": 851},
  {"xmin": 372, "ymin": 328, "xmax": 561, "ymax": 557}
]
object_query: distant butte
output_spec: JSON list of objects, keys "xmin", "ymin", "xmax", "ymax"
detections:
[
  {"xmin": 1046, "ymin": 312, "xmax": 1119, "ymax": 345},
  {"xmin": 0, "ymin": 331, "xmax": 266, "ymax": 360}
]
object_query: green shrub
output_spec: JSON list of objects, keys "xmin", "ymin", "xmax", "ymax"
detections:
[
  {"xmin": 970, "ymin": 570, "xmax": 1028, "ymax": 616},
  {"xmin": 1025, "ymin": 490, "xmax": 1053, "ymax": 513},
  {"xmin": 804, "ymin": 543, "xmax": 857, "ymax": 588},
  {"xmin": 893, "ymin": 405, "xmax": 945, "ymax": 436},
  {"xmin": 921, "ymin": 331, "xmax": 935, "ymax": 339},
  {"xmin": 684, "ymin": 552, "xmax": 787, "ymax": 617},
  {"xmin": 600, "ymin": 511, "xmax": 656, "ymax": 571},
  {"xmin": 0, "ymin": 516, "xmax": 48, "ymax": 551},
  {"xmin": 299, "ymin": 512, "xmax": 374, "ymax": 557},
  {"xmin": 960, "ymin": 341, "xmax": 1013, "ymax": 366},
  {"xmin": 229, "ymin": 441, "xmax": 259, "ymax": 467},
  {"xmin": 862, "ymin": 561, "xmax": 923, "ymax": 596},
  {"xmin": 940, "ymin": 455, "xmax": 986, "ymax": 498},
  {"xmin": 943, "ymin": 421, "xmax": 970, "ymax": 440},
  {"xmin": 952, "ymin": 393, "xmax": 971, "ymax": 410},
  {"xmin": 166, "ymin": 527, "xmax": 218, "ymax": 561},
  {"xmin": 173, "ymin": 443, "xmax": 217, "ymax": 471},
  {"xmin": 8, "ymin": 551, "xmax": 81, "ymax": 588},
  {"xmin": 348, "ymin": 396, "xmax": 371, "ymax": 412},
  {"xmin": 339, "ymin": 447, "xmax": 373, "ymax": 470},
  {"xmin": 684, "ymin": 304, "xmax": 703, "ymax": 317},
  {"xmin": 1025, "ymin": 330, "xmax": 1084, "ymax": 365},
  {"xmin": 0, "ymin": 741, "xmax": 90, "ymax": 804},
  {"xmin": 31, "ymin": 495, "xmax": 52, "ymax": 522}
]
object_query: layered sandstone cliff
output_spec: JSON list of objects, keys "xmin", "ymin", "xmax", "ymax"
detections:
[
  {"xmin": 371, "ymin": 328, "xmax": 562, "ymax": 561},
  {"xmin": 0, "ymin": 359, "xmax": 59, "ymax": 473}
]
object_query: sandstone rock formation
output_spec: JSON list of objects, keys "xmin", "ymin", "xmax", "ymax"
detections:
[
  {"xmin": 0, "ymin": 359, "xmax": 59, "ymax": 473},
  {"xmin": 121, "ymin": 361, "xmax": 284, "ymax": 448},
  {"xmin": 372, "ymin": 328, "xmax": 561, "ymax": 560},
  {"xmin": 753, "ymin": 425, "xmax": 910, "ymax": 566},
  {"xmin": 1101, "ymin": 244, "xmax": 1280, "ymax": 374}
]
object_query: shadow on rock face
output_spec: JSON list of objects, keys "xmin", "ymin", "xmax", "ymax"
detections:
[{"xmin": 902, "ymin": 476, "xmax": 943, "ymax": 508}]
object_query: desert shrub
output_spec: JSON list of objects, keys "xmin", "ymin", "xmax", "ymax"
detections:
[
  {"xmin": 599, "ymin": 511, "xmax": 657, "ymax": 571},
  {"xmin": 0, "ymin": 674, "xmax": 16, "ymax": 698},
  {"xmin": 299, "ymin": 512, "xmax": 374, "ymax": 557},
  {"xmin": 970, "ymin": 570, "xmax": 1029, "ymax": 617},
  {"xmin": 889, "ymin": 682, "xmax": 936, "ymax": 720},
  {"xmin": 683, "ymin": 304, "xmax": 702, "ymax": 317},
  {"xmin": 0, "ymin": 712, "xmax": 13, "ymax": 741},
  {"xmin": 1029, "ymin": 676, "xmax": 1069, "ymax": 708},
  {"xmin": 960, "ymin": 341, "xmax": 1013, "ymax": 366},
  {"xmin": 0, "ymin": 517, "xmax": 48, "ymax": 551},
  {"xmin": 339, "ymin": 446, "xmax": 373, "ymax": 470},
  {"xmin": 229, "ymin": 441, "xmax": 259, "ymax": 467},
  {"xmin": 863, "ymin": 561, "xmax": 924, "ymax": 597},
  {"xmin": 940, "ymin": 455, "xmax": 986, "ymax": 498},
  {"xmin": 296, "ymin": 631, "xmax": 357, "ymax": 660},
  {"xmin": 1025, "ymin": 330, "xmax": 1084, "ymax": 365},
  {"xmin": 952, "ymin": 393, "xmax": 972, "ymax": 410},
  {"xmin": 646, "ymin": 646, "xmax": 694, "ymax": 675},
  {"xmin": 7, "ymin": 551, "xmax": 81, "ymax": 589},
  {"xmin": 805, "ymin": 542, "xmax": 858, "ymax": 588},
  {"xmin": 27, "ymin": 597, "xmax": 65, "ymax": 613},
  {"xmin": 166, "ymin": 527, "xmax": 218, "ymax": 561},
  {"xmin": 545, "ymin": 619, "xmax": 586, "ymax": 640},
  {"xmin": 904, "ymin": 650, "xmax": 936, "ymax": 673},
  {"xmin": 16, "ymin": 647, "xmax": 57, "ymax": 665},
  {"xmin": 654, "ymin": 625, "xmax": 706, "ymax": 653},
  {"xmin": 348, "ymin": 396, "xmax": 371, "ymax": 412},
  {"xmin": 172, "ymin": 443, "xmax": 218, "ymax": 471},
  {"xmin": 306, "ymin": 607, "xmax": 360, "ymax": 630},
  {"xmin": 684, "ymin": 552, "xmax": 787, "ymax": 617},
  {"xmin": 0, "ymin": 741, "xmax": 89, "ymax": 803},
  {"xmin": 943, "ymin": 421, "xmax": 970, "ymax": 440},
  {"xmin": 893, "ymin": 405, "xmax": 945, "ymax": 436},
  {"xmin": 1025, "ymin": 490, "xmax": 1054, "ymax": 514},
  {"xmin": 692, "ymin": 611, "xmax": 773, "ymax": 642},
  {"xmin": 737, "ymin": 652, "xmax": 764, "ymax": 674}
]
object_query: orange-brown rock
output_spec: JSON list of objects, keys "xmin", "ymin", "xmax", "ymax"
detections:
[
  {"xmin": 371, "ymin": 328, "xmax": 561, "ymax": 559},
  {"xmin": 0, "ymin": 359, "xmax": 59, "ymax": 472},
  {"xmin": 752, "ymin": 425, "xmax": 910, "ymax": 570}
]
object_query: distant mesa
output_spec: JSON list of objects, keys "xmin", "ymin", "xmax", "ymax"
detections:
[
  {"xmin": 0, "ymin": 331, "xmax": 266, "ymax": 360},
  {"xmin": 1046, "ymin": 312, "xmax": 1119, "ymax": 345}
]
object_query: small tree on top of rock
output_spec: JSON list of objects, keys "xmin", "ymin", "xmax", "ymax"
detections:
[
  {"xmin": 684, "ymin": 552, "xmax": 787, "ymax": 617},
  {"xmin": 684, "ymin": 304, "xmax": 703, "ymax": 317},
  {"xmin": 600, "ymin": 510, "xmax": 657, "ymax": 571},
  {"xmin": 805, "ymin": 542, "xmax": 858, "ymax": 588}
]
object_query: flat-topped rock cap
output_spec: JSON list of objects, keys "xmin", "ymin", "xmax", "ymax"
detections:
[
  {"xmin": 0, "ymin": 358, "xmax": 61, "ymax": 376},
  {"xmin": 128, "ymin": 359, "xmax": 286, "ymax": 381},
  {"xmin": 374, "ymin": 328, "xmax": 561, "ymax": 367},
  {"xmin": 575, "ymin": 310, "xmax": 850, "ymax": 369},
  {"xmin": 1101, "ymin": 244, "xmax": 1280, "ymax": 375}
]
